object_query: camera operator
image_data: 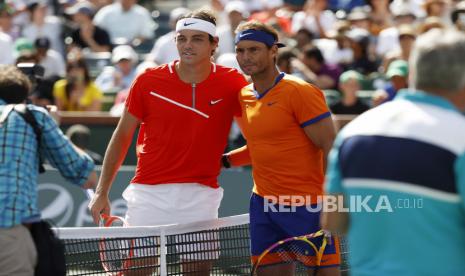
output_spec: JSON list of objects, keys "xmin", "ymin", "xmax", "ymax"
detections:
[{"xmin": 0, "ymin": 65, "xmax": 97, "ymax": 275}]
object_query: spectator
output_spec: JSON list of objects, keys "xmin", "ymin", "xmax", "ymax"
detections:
[
  {"xmin": 376, "ymin": 5, "xmax": 416, "ymax": 58},
  {"xmin": 423, "ymin": 0, "xmax": 451, "ymax": 24},
  {"xmin": 35, "ymin": 37, "xmax": 66, "ymax": 79},
  {"xmin": 14, "ymin": 38, "xmax": 38, "ymax": 64},
  {"xmin": 366, "ymin": 0, "xmax": 393, "ymax": 34},
  {"xmin": 21, "ymin": 1, "xmax": 64, "ymax": 55},
  {"xmin": 301, "ymin": 44, "xmax": 342, "ymax": 89},
  {"xmin": 95, "ymin": 44, "xmax": 138, "ymax": 92},
  {"xmin": 250, "ymin": 0, "xmax": 292, "ymax": 36},
  {"xmin": 53, "ymin": 58, "xmax": 103, "ymax": 111},
  {"xmin": 217, "ymin": 1, "xmax": 249, "ymax": 55},
  {"xmin": 418, "ymin": 16, "xmax": 446, "ymax": 33},
  {"xmin": 291, "ymin": 0, "xmax": 336, "ymax": 38},
  {"xmin": 346, "ymin": 27, "xmax": 379, "ymax": 74},
  {"xmin": 372, "ymin": 59, "xmax": 408, "ymax": 106},
  {"xmin": 67, "ymin": 1, "xmax": 111, "ymax": 53},
  {"xmin": 145, "ymin": 7, "xmax": 190, "ymax": 64},
  {"xmin": 382, "ymin": 24, "xmax": 416, "ymax": 73},
  {"xmin": 277, "ymin": 48, "xmax": 317, "ymax": 81},
  {"xmin": 347, "ymin": 6, "xmax": 372, "ymax": 32},
  {"xmin": 330, "ymin": 70, "xmax": 370, "ymax": 114},
  {"xmin": 93, "ymin": 0, "xmax": 155, "ymax": 45},
  {"xmin": 0, "ymin": 27, "xmax": 14, "ymax": 65},
  {"xmin": 314, "ymin": 23, "xmax": 354, "ymax": 66},
  {"xmin": 292, "ymin": 27, "xmax": 314, "ymax": 49},
  {"xmin": 0, "ymin": 2, "xmax": 20, "ymax": 40}
]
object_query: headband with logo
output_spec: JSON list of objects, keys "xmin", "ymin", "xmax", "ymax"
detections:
[
  {"xmin": 235, "ymin": 29, "xmax": 285, "ymax": 48},
  {"xmin": 176, "ymin": 18, "xmax": 217, "ymax": 37}
]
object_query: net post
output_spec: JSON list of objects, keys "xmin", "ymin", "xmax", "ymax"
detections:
[{"xmin": 160, "ymin": 228, "xmax": 167, "ymax": 276}]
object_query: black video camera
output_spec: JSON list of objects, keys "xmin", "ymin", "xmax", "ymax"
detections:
[
  {"xmin": 16, "ymin": 63, "xmax": 46, "ymax": 104},
  {"xmin": 17, "ymin": 63, "xmax": 44, "ymax": 83}
]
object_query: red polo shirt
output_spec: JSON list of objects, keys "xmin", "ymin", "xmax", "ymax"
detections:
[{"xmin": 125, "ymin": 61, "xmax": 248, "ymax": 188}]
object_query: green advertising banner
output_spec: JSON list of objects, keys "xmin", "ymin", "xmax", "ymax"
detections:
[{"xmin": 38, "ymin": 166, "xmax": 253, "ymax": 227}]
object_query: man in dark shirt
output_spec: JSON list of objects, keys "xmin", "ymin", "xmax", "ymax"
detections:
[
  {"xmin": 67, "ymin": 2, "xmax": 111, "ymax": 52},
  {"xmin": 330, "ymin": 70, "xmax": 370, "ymax": 114}
]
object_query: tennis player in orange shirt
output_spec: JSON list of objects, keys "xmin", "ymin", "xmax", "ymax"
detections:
[{"xmin": 224, "ymin": 21, "xmax": 340, "ymax": 275}]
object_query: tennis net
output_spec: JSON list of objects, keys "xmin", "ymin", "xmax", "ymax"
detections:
[{"xmin": 54, "ymin": 214, "xmax": 349, "ymax": 275}]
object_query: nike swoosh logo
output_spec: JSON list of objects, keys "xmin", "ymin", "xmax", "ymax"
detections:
[
  {"xmin": 183, "ymin": 22, "xmax": 196, "ymax": 26},
  {"xmin": 210, "ymin": 99, "xmax": 223, "ymax": 105},
  {"xmin": 267, "ymin": 102, "xmax": 277, "ymax": 106},
  {"xmin": 239, "ymin": 33, "xmax": 252, "ymax": 38}
]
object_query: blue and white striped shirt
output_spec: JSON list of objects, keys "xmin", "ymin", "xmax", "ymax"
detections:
[
  {"xmin": 326, "ymin": 90, "xmax": 465, "ymax": 276},
  {"xmin": 0, "ymin": 99, "xmax": 94, "ymax": 228}
]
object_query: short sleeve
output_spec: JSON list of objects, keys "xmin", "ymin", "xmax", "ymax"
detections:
[
  {"xmin": 125, "ymin": 73, "xmax": 146, "ymax": 120},
  {"xmin": 290, "ymin": 83, "xmax": 331, "ymax": 128},
  {"xmin": 325, "ymin": 135, "xmax": 345, "ymax": 194}
]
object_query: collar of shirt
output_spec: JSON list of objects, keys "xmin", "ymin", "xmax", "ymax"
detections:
[{"xmin": 395, "ymin": 89, "xmax": 461, "ymax": 114}]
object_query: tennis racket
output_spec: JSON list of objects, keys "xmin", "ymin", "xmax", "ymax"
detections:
[
  {"xmin": 251, "ymin": 229, "xmax": 329, "ymax": 276},
  {"xmin": 85, "ymin": 189, "xmax": 134, "ymax": 276}
]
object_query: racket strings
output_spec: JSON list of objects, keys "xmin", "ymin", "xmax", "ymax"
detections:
[
  {"xmin": 273, "ymin": 239, "xmax": 319, "ymax": 266},
  {"xmin": 98, "ymin": 215, "xmax": 134, "ymax": 275}
]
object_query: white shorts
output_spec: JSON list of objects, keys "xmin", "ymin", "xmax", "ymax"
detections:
[
  {"xmin": 122, "ymin": 183, "xmax": 224, "ymax": 260},
  {"xmin": 123, "ymin": 183, "xmax": 224, "ymax": 226}
]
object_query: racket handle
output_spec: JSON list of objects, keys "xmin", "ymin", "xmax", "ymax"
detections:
[{"xmin": 85, "ymin": 189, "xmax": 95, "ymax": 200}]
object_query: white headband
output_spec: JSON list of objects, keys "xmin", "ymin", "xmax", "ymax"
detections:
[{"xmin": 176, "ymin": 18, "xmax": 217, "ymax": 37}]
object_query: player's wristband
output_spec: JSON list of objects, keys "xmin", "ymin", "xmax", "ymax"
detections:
[{"xmin": 222, "ymin": 154, "xmax": 231, "ymax": 168}]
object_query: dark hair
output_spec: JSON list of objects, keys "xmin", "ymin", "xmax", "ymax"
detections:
[
  {"xmin": 277, "ymin": 49, "xmax": 297, "ymax": 64},
  {"xmin": 295, "ymin": 28, "xmax": 314, "ymax": 40},
  {"xmin": 235, "ymin": 20, "xmax": 280, "ymax": 49},
  {"xmin": 66, "ymin": 58, "xmax": 91, "ymax": 85},
  {"xmin": 0, "ymin": 65, "xmax": 31, "ymax": 103},
  {"xmin": 303, "ymin": 45, "xmax": 325, "ymax": 64},
  {"xmin": 179, "ymin": 9, "xmax": 217, "ymax": 42}
]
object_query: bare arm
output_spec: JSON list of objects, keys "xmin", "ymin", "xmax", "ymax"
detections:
[
  {"xmin": 226, "ymin": 117, "xmax": 252, "ymax": 167},
  {"xmin": 302, "ymin": 116, "xmax": 336, "ymax": 172},
  {"xmin": 89, "ymin": 107, "xmax": 140, "ymax": 223},
  {"xmin": 320, "ymin": 194, "xmax": 349, "ymax": 234}
]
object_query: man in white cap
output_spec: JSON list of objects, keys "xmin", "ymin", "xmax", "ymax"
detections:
[
  {"xmin": 95, "ymin": 44, "xmax": 138, "ymax": 92},
  {"xmin": 89, "ymin": 9, "xmax": 248, "ymax": 275}
]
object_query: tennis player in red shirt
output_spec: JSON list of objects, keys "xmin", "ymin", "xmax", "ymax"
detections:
[{"xmin": 89, "ymin": 9, "xmax": 248, "ymax": 275}]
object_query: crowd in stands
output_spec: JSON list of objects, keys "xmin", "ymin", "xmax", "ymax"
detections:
[{"xmin": 1, "ymin": 0, "xmax": 465, "ymax": 117}]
